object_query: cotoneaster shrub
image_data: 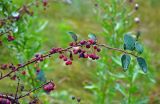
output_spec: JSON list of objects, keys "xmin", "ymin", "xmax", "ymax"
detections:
[{"xmin": 0, "ymin": 0, "xmax": 150, "ymax": 104}]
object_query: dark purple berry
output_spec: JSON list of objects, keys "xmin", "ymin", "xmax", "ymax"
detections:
[
  {"xmin": 79, "ymin": 52, "xmax": 85, "ymax": 58},
  {"xmin": 80, "ymin": 40, "xmax": 86, "ymax": 45},
  {"xmin": 97, "ymin": 48, "xmax": 101, "ymax": 52}
]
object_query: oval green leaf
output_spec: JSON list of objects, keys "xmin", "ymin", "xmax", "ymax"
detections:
[
  {"xmin": 67, "ymin": 31, "xmax": 78, "ymax": 42},
  {"xmin": 137, "ymin": 57, "xmax": 147, "ymax": 73},
  {"xmin": 124, "ymin": 34, "xmax": 136, "ymax": 51},
  {"xmin": 135, "ymin": 42, "xmax": 143, "ymax": 54},
  {"xmin": 121, "ymin": 54, "xmax": 131, "ymax": 71}
]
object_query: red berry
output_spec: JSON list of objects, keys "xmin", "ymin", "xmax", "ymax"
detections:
[
  {"xmin": 17, "ymin": 64, "xmax": 22, "ymax": 67},
  {"xmin": 89, "ymin": 54, "xmax": 99, "ymax": 60},
  {"xmin": 43, "ymin": 0, "xmax": 48, "ymax": 6},
  {"xmin": 73, "ymin": 49, "xmax": 78, "ymax": 54},
  {"xmin": 11, "ymin": 75, "xmax": 16, "ymax": 80},
  {"xmin": 84, "ymin": 54, "xmax": 89, "ymax": 58},
  {"xmin": 7, "ymin": 35, "xmax": 15, "ymax": 41},
  {"xmin": 65, "ymin": 60, "xmax": 72, "ymax": 65},
  {"xmin": 69, "ymin": 42, "xmax": 74, "ymax": 46},
  {"xmin": 1, "ymin": 64, "xmax": 7, "ymax": 70},
  {"xmin": 50, "ymin": 48, "xmax": 57, "ymax": 54},
  {"xmin": 59, "ymin": 54, "xmax": 64, "ymax": 59},
  {"xmin": 86, "ymin": 43, "xmax": 90, "ymax": 48},
  {"xmin": 63, "ymin": 57, "xmax": 68, "ymax": 61},
  {"xmin": 93, "ymin": 45, "xmax": 97, "ymax": 49},
  {"xmin": 43, "ymin": 82, "xmax": 55, "ymax": 93},
  {"xmin": 22, "ymin": 71, "xmax": 26, "ymax": 75},
  {"xmin": 88, "ymin": 39, "xmax": 95, "ymax": 44}
]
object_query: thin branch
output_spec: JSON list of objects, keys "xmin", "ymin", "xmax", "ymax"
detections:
[
  {"xmin": 17, "ymin": 80, "xmax": 53, "ymax": 99},
  {"xmin": 15, "ymin": 77, "xmax": 20, "ymax": 99},
  {"xmin": 0, "ymin": 43, "xmax": 137, "ymax": 80},
  {"xmin": 0, "ymin": 94, "xmax": 19, "ymax": 104},
  {"xmin": 96, "ymin": 44, "xmax": 138, "ymax": 57}
]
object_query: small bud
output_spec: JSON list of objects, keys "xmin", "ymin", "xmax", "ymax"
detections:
[
  {"xmin": 20, "ymin": 85, "xmax": 24, "ymax": 91},
  {"xmin": 77, "ymin": 97, "xmax": 81, "ymax": 103},
  {"xmin": 94, "ymin": 3, "xmax": 98, "ymax": 7},
  {"xmin": 134, "ymin": 17, "xmax": 140, "ymax": 24},
  {"xmin": 134, "ymin": 3, "xmax": 139, "ymax": 10}
]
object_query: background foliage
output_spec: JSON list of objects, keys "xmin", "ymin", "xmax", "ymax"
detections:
[{"xmin": 0, "ymin": 0, "xmax": 160, "ymax": 104}]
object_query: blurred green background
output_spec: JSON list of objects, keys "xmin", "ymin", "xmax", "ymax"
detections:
[{"xmin": 0, "ymin": 0, "xmax": 160, "ymax": 104}]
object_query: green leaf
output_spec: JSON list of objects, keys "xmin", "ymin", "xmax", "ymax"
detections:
[
  {"xmin": 67, "ymin": 32, "xmax": 78, "ymax": 42},
  {"xmin": 121, "ymin": 54, "xmax": 131, "ymax": 71},
  {"xmin": 88, "ymin": 33, "xmax": 97, "ymax": 41},
  {"xmin": 135, "ymin": 42, "xmax": 143, "ymax": 54},
  {"xmin": 124, "ymin": 34, "xmax": 136, "ymax": 51},
  {"xmin": 137, "ymin": 57, "xmax": 147, "ymax": 73}
]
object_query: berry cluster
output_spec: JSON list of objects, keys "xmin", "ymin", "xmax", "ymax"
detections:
[{"xmin": 55, "ymin": 39, "xmax": 101, "ymax": 65}]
